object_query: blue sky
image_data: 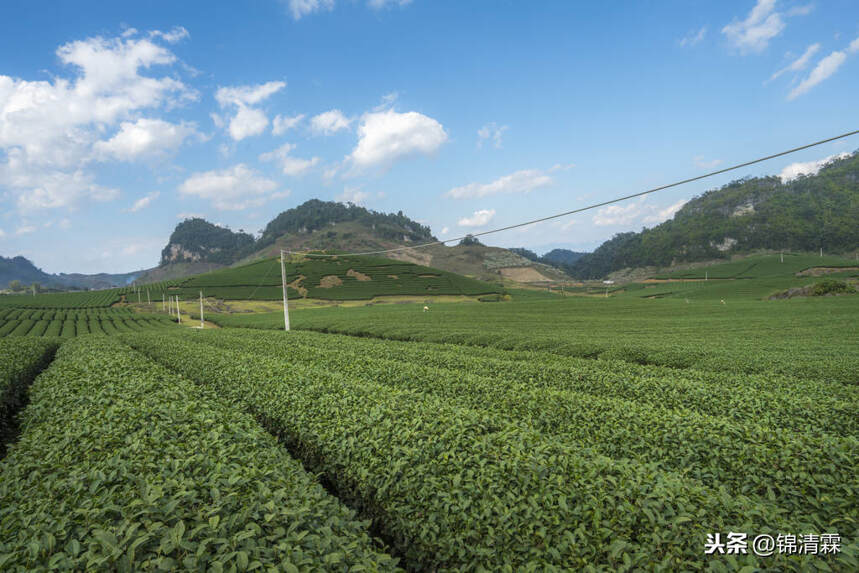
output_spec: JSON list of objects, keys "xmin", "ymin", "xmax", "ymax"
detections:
[{"xmin": 1, "ymin": 0, "xmax": 857, "ymax": 273}]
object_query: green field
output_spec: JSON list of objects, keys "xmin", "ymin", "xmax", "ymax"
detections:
[
  {"xmin": 0, "ymin": 307, "xmax": 175, "ymax": 338},
  {"xmin": 0, "ymin": 254, "xmax": 856, "ymax": 570},
  {"xmin": 163, "ymin": 254, "xmax": 503, "ymax": 301},
  {"xmin": 201, "ymin": 290, "xmax": 859, "ymax": 384}
]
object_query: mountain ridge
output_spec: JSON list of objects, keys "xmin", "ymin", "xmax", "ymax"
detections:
[{"xmin": 569, "ymin": 151, "xmax": 859, "ymax": 278}]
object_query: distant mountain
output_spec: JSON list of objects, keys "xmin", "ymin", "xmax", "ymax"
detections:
[
  {"xmin": 1, "ymin": 255, "xmax": 142, "ymax": 291},
  {"xmin": 153, "ymin": 200, "xmax": 570, "ymax": 284},
  {"xmin": 541, "ymin": 249, "xmax": 588, "ymax": 267},
  {"xmin": 570, "ymin": 151, "xmax": 859, "ymax": 279},
  {"xmin": 509, "ymin": 247, "xmax": 588, "ymax": 272},
  {"xmin": 258, "ymin": 199, "xmax": 435, "ymax": 248},
  {"xmin": 0, "ymin": 256, "xmax": 53, "ymax": 289},
  {"xmin": 160, "ymin": 218, "xmax": 256, "ymax": 266}
]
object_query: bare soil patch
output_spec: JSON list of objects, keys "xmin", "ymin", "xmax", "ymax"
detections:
[
  {"xmin": 347, "ymin": 269, "xmax": 372, "ymax": 281},
  {"xmin": 388, "ymin": 249, "xmax": 433, "ymax": 266},
  {"xmin": 499, "ymin": 267, "xmax": 552, "ymax": 282},
  {"xmin": 796, "ymin": 266, "xmax": 859, "ymax": 277},
  {"xmin": 288, "ymin": 275, "xmax": 308, "ymax": 297},
  {"xmin": 318, "ymin": 275, "xmax": 343, "ymax": 288}
]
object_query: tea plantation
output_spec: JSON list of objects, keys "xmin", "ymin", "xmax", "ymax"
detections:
[
  {"xmin": 0, "ymin": 255, "xmax": 856, "ymax": 570},
  {"xmin": 166, "ymin": 254, "xmax": 503, "ymax": 301}
]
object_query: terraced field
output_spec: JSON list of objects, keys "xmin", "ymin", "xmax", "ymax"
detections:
[
  {"xmin": 0, "ymin": 337, "xmax": 397, "ymax": 570},
  {"xmin": 201, "ymin": 293, "xmax": 859, "ymax": 384},
  {"xmin": 0, "ymin": 255, "xmax": 856, "ymax": 570},
  {"xmin": 166, "ymin": 254, "xmax": 503, "ymax": 301},
  {"xmin": 0, "ymin": 307, "xmax": 175, "ymax": 338},
  {"xmin": 110, "ymin": 327, "xmax": 856, "ymax": 570}
]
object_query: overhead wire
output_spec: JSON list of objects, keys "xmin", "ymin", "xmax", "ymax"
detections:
[{"xmin": 282, "ymin": 129, "xmax": 858, "ymax": 258}]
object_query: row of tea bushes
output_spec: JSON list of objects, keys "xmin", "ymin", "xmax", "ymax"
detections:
[
  {"xmin": 196, "ymin": 328, "xmax": 859, "ymax": 436},
  {"xmin": 123, "ymin": 332, "xmax": 844, "ymax": 571},
  {"xmin": 0, "ymin": 338, "xmax": 58, "ymax": 458},
  {"xmin": 184, "ymin": 329, "xmax": 858, "ymax": 530},
  {"xmin": 0, "ymin": 337, "xmax": 399, "ymax": 571}
]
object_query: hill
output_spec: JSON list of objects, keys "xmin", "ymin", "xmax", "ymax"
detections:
[
  {"xmin": 165, "ymin": 253, "xmax": 504, "ymax": 301},
  {"xmin": 570, "ymin": 151, "xmax": 859, "ymax": 279},
  {"xmin": 611, "ymin": 252, "xmax": 859, "ymax": 301},
  {"xmin": 152, "ymin": 199, "xmax": 570, "ymax": 285},
  {"xmin": 1, "ymin": 255, "xmax": 143, "ymax": 291},
  {"xmin": 160, "ymin": 218, "xmax": 256, "ymax": 266},
  {"xmin": 509, "ymin": 248, "xmax": 588, "ymax": 272}
]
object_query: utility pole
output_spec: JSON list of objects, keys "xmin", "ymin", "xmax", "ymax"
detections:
[
  {"xmin": 820, "ymin": 247, "xmax": 823, "ymax": 258},
  {"xmin": 780, "ymin": 252, "xmax": 784, "ymax": 263},
  {"xmin": 176, "ymin": 296, "xmax": 181, "ymax": 324},
  {"xmin": 280, "ymin": 250, "xmax": 290, "ymax": 331},
  {"xmin": 199, "ymin": 291, "xmax": 204, "ymax": 329},
  {"xmin": 147, "ymin": 289, "xmax": 150, "ymax": 305}
]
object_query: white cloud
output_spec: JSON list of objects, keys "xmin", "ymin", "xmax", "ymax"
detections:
[
  {"xmin": 679, "ymin": 26, "xmax": 707, "ymax": 47},
  {"xmin": 850, "ymin": 36, "xmax": 859, "ymax": 54},
  {"xmin": 788, "ymin": 50, "xmax": 848, "ymax": 99},
  {"xmin": 643, "ymin": 199, "xmax": 688, "ymax": 224},
  {"xmin": 769, "ymin": 43, "xmax": 820, "ymax": 81},
  {"xmin": 373, "ymin": 92, "xmax": 399, "ymax": 111},
  {"xmin": 446, "ymin": 168, "xmax": 553, "ymax": 199},
  {"xmin": 229, "ymin": 106, "xmax": 270, "ymax": 140},
  {"xmin": 287, "ymin": 0, "xmax": 335, "ymax": 19},
  {"xmin": 94, "ymin": 118, "xmax": 197, "ymax": 161},
  {"xmin": 477, "ymin": 122, "xmax": 508, "ymax": 149},
  {"xmin": 0, "ymin": 31, "xmax": 194, "ymax": 211},
  {"xmin": 458, "ymin": 209, "xmax": 495, "ymax": 227},
  {"xmin": 779, "ymin": 152, "xmax": 849, "ymax": 181},
  {"xmin": 287, "ymin": 0, "xmax": 410, "ymax": 19},
  {"xmin": 0, "ymin": 228, "xmax": 5, "ymax": 238},
  {"xmin": 693, "ymin": 156, "xmax": 723, "ymax": 169},
  {"xmin": 215, "ymin": 81, "xmax": 285, "ymax": 141},
  {"xmin": 593, "ymin": 201, "xmax": 646, "ymax": 227},
  {"xmin": 310, "ymin": 109, "xmax": 352, "ymax": 135},
  {"xmin": 272, "ymin": 113, "xmax": 304, "ymax": 135},
  {"xmin": 594, "ymin": 198, "xmax": 689, "ymax": 227},
  {"xmin": 280, "ymin": 156, "xmax": 320, "ymax": 176},
  {"xmin": 215, "ymin": 82, "xmax": 285, "ymax": 107},
  {"xmin": 150, "ymin": 26, "xmax": 190, "ymax": 44},
  {"xmin": 259, "ymin": 143, "xmax": 320, "ymax": 176},
  {"xmin": 125, "ymin": 191, "xmax": 160, "ymax": 213},
  {"xmin": 337, "ymin": 186, "xmax": 370, "ymax": 205},
  {"xmin": 15, "ymin": 225, "xmax": 36, "ymax": 236},
  {"xmin": 178, "ymin": 164, "xmax": 279, "ymax": 210},
  {"xmin": 722, "ymin": 0, "xmax": 786, "ymax": 53},
  {"xmin": 4, "ymin": 161, "xmax": 119, "ymax": 210},
  {"xmin": 368, "ymin": 0, "xmax": 412, "ymax": 8},
  {"xmin": 349, "ymin": 109, "xmax": 447, "ymax": 169},
  {"xmin": 440, "ymin": 226, "xmax": 449, "ymax": 235}
]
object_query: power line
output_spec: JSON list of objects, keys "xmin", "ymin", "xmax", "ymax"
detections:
[{"xmin": 285, "ymin": 129, "xmax": 859, "ymax": 258}]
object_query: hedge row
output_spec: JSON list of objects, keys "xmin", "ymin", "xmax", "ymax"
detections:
[
  {"xmin": 198, "ymin": 328, "xmax": 859, "ymax": 436},
  {"xmin": 186, "ymin": 329, "xmax": 859, "ymax": 529},
  {"xmin": 0, "ymin": 337, "xmax": 399, "ymax": 571},
  {"xmin": 0, "ymin": 338, "xmax": 58, "ymax": 458},
  {"xmin": 123, "ymin": 332, "xmax": 847, "ymax": 571}
]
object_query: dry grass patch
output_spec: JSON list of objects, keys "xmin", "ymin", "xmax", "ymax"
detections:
[
  {"xmin": 347, "ymin": 269, "xmax": 372, "ymax": 281},
  {"xmin": 319, "ymin": 275, "xmax": 344, "ymax": 288}
]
